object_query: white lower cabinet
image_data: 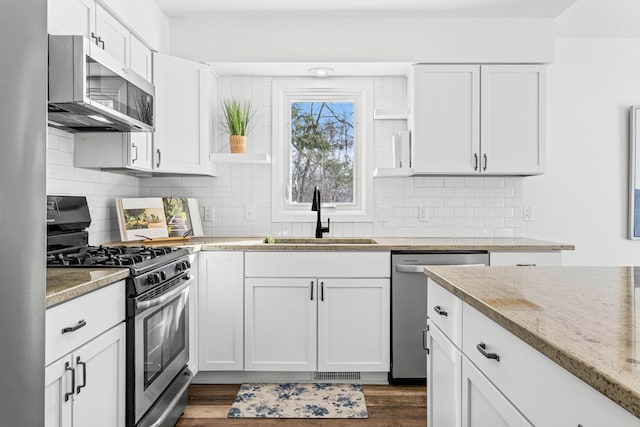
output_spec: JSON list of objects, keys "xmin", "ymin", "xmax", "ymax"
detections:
[
  {"xmin": 427, "ymin": 279, "xmax": 640, "ymax": 427},
  {"xmin": 461, "ymin": 356, "xmax": 532, "ymax": 427},
  {"xmin": 317, "ymin": 278, "xmax": 389, "ymax": 371},
  {"xmin": 245, "ymin": 278, "xmax": 317, "ymax": 371},
  {"xmin": 198, "ymin": 251, "xmax": 244, "ymax": 371},
  {"xmin": 489, "ymin": 251, "xmax": 561, "ymax": 266},
  {"xmin": 45, "ymin": 282, "xmax": 126, "ymax": 427},
  {"xmin": 244, "ymin": 251, "xmax": 390, "ymax": 373},
  {"xmin": 45, "ymin": 323, "xmax": 125, "ymax": 427},
  {"xmin": 426, "ymin": 321, "xmax": 461, "ymax": 427}
]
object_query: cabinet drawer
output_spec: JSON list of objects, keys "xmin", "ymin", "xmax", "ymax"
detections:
[
  {"xmin": 489, "ymin": 251, "xmax": 561, "ymax": 266},
  {"xmin": 46, "ymin": 281, "xmax": 125, "ymax": 366},
  {"xmin": 427, "ymin": 279, "xmax": 462, "ymax": 348},
  {"xmin": 462, "ymin": 302, "xmax": 639, "ymax": 426},
  {"xmin": 245, "ymin": 251, "xmax": 390, "ymax": 278}
]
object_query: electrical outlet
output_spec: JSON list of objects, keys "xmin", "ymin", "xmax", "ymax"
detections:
[
  {"xmin": 419, "ymin": 207, "xmax": 429, "ymax": 222},
  {"xmin": 204, "ymin": 205, "xmax": 215, "ymax": 222},
  {"xmin": 377, "ymin": 205, "xmax": 389, "ymax": 223},
  {"xmin": 524, "ymin": 206, "xmax": 534, "ymax": 222},
  {"xmin": 245, "ymin": 205, "xmax": 255, "ymax": 221}
]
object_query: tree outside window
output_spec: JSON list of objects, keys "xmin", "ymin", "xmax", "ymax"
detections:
[{"xmin": 290, "ymin": 101, "xmax": 355, "ymax": 205}]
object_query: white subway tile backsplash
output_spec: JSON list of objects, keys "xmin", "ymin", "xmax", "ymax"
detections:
[{"xmin": 46, "ymin": 75, "xmax": 525, "ymax": 242}]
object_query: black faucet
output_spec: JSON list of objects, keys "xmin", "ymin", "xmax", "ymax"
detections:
[{"xmin": 311, "ymin": 186, "xmax": 330, "ymax": 238}]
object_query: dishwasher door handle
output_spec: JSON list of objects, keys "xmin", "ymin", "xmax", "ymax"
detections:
[
  {"xmin": 395, "ymin": 264, "xmax": 429, "ymax": 273},
  {"xmin": 396, "ymin": 263, "xmax": 486, "ymax": 273}
]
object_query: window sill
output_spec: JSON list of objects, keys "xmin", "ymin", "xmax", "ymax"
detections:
[{"xmin": 209, "ymin": 153, "xmax": 271, "ymax": 164}]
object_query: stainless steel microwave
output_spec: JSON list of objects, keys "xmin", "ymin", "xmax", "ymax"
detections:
[{"xmin": 48, "ymin": 35, "xmax": 154, "ymax": 132}]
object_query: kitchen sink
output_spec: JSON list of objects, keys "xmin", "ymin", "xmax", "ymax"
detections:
[{"xmin": 263, "ymin": 237, "xmax": 378, "ymax": 245}]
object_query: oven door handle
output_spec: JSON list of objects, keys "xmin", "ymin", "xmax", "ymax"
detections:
[
  {"xmin": 135, "ymin": 276, "xmax": 193, "ymax": 311},
  {"xmin": 396, "ymin": 263, "xmax": 486, "ymax": 273}
]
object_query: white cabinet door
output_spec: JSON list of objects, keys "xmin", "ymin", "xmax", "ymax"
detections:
[
  {"xmin": 480, "ymin": 65, "xmax": 545, "ymax": 175},
  {"xmin": 94, "ymin": 4, "xmax": 130, "ymax": 66},
  {"xmin": 198, "ymin": 252, "xmax": 244, "ymax": 371},
  {"xmin": 426, "ymin": 322, "xmax": 462, "ymax": 427},
  {"xmin": 72, "ymin": 324, "xmax": 126, "ymax": 427},
  {"xmin": 129, "ymin": 35, "xmax": 152, "ymax": 82},
  {"xmin": 462, "ymin": 357, "xmax": 532, "ymax": 427},
  {"xmin": 45, "ymin": 356, "xmax": 73, "ymax": 427},
  {"xmin": 317, "ymin": 278, "xmax": 390, "ymax": 372},
  {"xmin": 48, "ymin": 0, "xmax": 95, "ymax": 38},
  {"xmin": 245, "ymin": 278, "xmax": 317, "ymax": 371},
  {"xmin": 129, "ymin": 132, "xmax": 153, "ymax": 171},
  {"xmin": 411, "ymin": 65, "xmax": 480, "ymax": 174},
  {"xmin": 153, "ymin": 53, "xmax": 214, "ymax": 175}
]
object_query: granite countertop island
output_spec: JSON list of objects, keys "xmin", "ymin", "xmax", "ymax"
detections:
[
  {"xmin": 425, "ymin": 265, "xmax": 640, "ymax": 419},
  {"xmin": 112, "ymin": 236, "xmax": 574, "ymax": 252},
  {"xmin": 46, "ymin": 268, "xmax": 129, "ymax": 308}
]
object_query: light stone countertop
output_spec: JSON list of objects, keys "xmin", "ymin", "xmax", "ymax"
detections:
[
  {"xmin": 425, "ymin": 265, "xmax": 640, "ymax": 419},
  {"xmin": 46, "ymin": 268, "xmax": 129, "ymax": 308},
  {"xmin": 110, "ymin": 236, "xmax": 573, "ymax": 252}
]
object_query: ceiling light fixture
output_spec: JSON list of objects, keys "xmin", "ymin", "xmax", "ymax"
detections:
[{"xmin": 308, "ymin": 67, "xmax": 334, "ymax": 77}]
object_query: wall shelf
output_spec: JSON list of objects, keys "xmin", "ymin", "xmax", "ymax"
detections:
[
  {"xmin": 373, "ymin": 108, "xmax": 410, "ymax": 120},
  {"xmin": 373, "ymin": 168, "xmax": 414, "ymax": 177},
  {"xmin": 210, "ymin": 153, "xmax": 271, "ymax": 164}
]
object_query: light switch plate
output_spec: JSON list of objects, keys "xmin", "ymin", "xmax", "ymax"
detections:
[
  {"xmin": 245, "ymin": 205, "xmax": 255, "ymax": 221},
  {"xmin": 204, "ymin": 205, "xmax": 215, "ymax": 222}
]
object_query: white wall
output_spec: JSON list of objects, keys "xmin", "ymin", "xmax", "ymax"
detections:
[
  {"xmin": 139, "ymin": 76, "xmax": 525, "ymax": 239},
  {"xmin": 521, "ymin": 0, "xmax": 640, "ymax": 265},
  {"xmin": 523, "ymin": 37, "xmax": 640, "ymax": 265},
  {"xmin": 168, "ymin": 13, "xmax": 554, "ymax": 63},
  {"xmin": 47, "ymin": 128, "xmax": 139, "ymax": 244}
]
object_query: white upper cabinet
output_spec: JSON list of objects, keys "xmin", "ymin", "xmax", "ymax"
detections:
[
  {"xmin": 410, "ymin": 64, "xmax": 546, "ymax": 175},
  {"xmin": 480, "ymin": 65, "xmax": 545, "ymax": 175},
  {"xmin": 152, "ymin": 53, "xmax": 216, "ymax": 176},
  {"xmin": 411, "ymin": 65, "xmax": 480, "ymax": 174},
  {"xmin": 129, "ymin": 35, "xmax": 153, "ymax": 82},
  {"xmin": 94, "ymin": 4, "xmax": 129, "ymax": 66},
  {"xmin": 48, "ymin": 0, "xmax": 96, "ymax": 38}
]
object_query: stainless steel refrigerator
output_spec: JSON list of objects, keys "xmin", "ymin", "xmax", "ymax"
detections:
[{"xmin": 0, "ymin": 0, "xmax": 47, "ymax": 425}]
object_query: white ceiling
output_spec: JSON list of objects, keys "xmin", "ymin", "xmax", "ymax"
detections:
[{"xmin": 155, "ymin": 0, "xmax": 579, "ymax": 18}]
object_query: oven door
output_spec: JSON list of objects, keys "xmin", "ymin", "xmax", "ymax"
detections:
[{"xmin": 133, "ymin": 276, "xmax": 192, "ymax": 424}]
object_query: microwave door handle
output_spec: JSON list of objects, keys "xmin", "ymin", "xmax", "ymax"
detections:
[{"xmin": 135, "ymin": 276, "xmax": 193, "ymax": 311}]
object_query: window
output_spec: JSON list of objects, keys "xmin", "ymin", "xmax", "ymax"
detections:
[{"xmin": 272, "ymin": 78, "xmax": 373, "ymax": 222}]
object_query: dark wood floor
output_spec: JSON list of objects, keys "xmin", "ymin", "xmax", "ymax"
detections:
[{"xmin": 176, "ymin": 384, "xmax": 426, "ymax": 427}]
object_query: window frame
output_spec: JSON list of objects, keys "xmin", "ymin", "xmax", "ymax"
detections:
[{"xmin": 272, "ymin": 78, "xmax": 374, "ymax": 223}]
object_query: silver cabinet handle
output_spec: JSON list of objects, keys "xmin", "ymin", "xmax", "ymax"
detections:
[
  {"xmin": 477, "ymin": 342, "xmax": 500, "ymax": 361},
  {"xmin": 320, "ymin": 281, "xmax": 325, "ymax": 301},
  {"xmin": 90, "ymin": 32, "xmax": 98, "ymax": 45},
  {"xmin": 422, "ymin": 328, "xmax": 429, "ymax": 352},
  {"xmin": 483, "ymin": 153, "xmax": 488, "ymax": 171},
  {"xmin": 64, "ymin": 362, "xmax": 75, "ymax": 402},
  {"xmin": 131, "ymin": 143, "xmax": 138, "ymax": 163},
  {"xmin": 76, "ymin": 357, "xmax": 87, "ymax": 394},
  {"xmin": 156, "ymin": 149, "xmax": 161, "ymax": 168},
  {"xmin": 434, "ymin": 305, "xmax": 448, "ymax": 317},
  {"xmin": 62, "ymin": 319, "xmax": 86, "ymax": 334},
  {"xmin": 97, "ymin": 36, "xmax": 104, "ymax": 49},
  {"xmin": 516, "ymin": 263, "xmax": 536, "ymax": 267},
  {"xmin": 310, "ymin": 280, "xmax": 314, "ymax": 301},
  {"xmin": 474, "ymin": 153, "xmax": 479, "ymax": 171}
]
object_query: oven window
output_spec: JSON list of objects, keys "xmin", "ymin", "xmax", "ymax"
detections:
[{"xmin": 143, "ymin": 295, "xmax": 186, "ymax": 387}]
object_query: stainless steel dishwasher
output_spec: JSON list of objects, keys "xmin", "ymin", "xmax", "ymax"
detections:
[{"xmin": 391, "ymin": 251, "xmax": 489, "ymax": 381}]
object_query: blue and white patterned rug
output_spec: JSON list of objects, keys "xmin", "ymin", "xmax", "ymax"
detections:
[{"xmin": 228, "ymin": 383, "xmax": 368, "ymax": 418}]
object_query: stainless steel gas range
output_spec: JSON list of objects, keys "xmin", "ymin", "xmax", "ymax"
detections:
[{"xmin": 47, "ymin": 195, "xmax": 193, "ymax": 427}]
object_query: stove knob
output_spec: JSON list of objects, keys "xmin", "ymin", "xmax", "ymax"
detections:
[
  {"xmin": 185, "ymin": 260, "xmax": 191, "ymax": 269},
  {"xmin": 160, "ymin": 271, "xmax": 167, "ymax": 281},
  {"xmin": 176, "ymin": 261, "xmax": 190, "ymax": 272},
  {"xmin": 147, "ymin": 273, "xmax": 161, "ymax": 285}
]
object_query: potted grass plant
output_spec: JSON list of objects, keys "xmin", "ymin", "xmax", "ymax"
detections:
[{"xmin": 222, "ymin": 98, "xmax": 253, "ymax": 153}]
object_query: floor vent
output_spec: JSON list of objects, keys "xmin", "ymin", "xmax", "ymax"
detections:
[{"xmin": 314, "ymin": 371, "xmax": 361, "ymax": 381}]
